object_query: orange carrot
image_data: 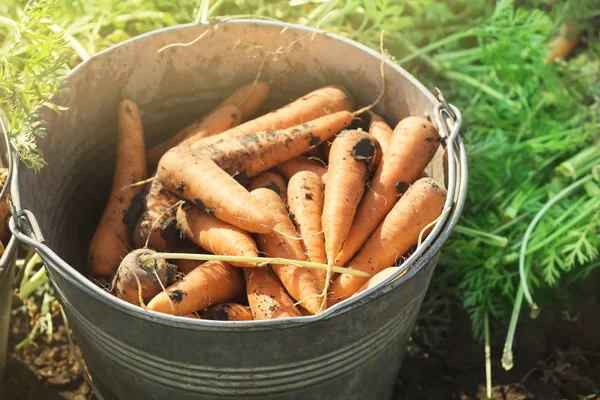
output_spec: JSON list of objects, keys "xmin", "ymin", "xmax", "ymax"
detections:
[
  {"xmin": 191, "ymin": 85, "xmax": 354, "ymax": 150},
  {"xmin": 147, "ymin": 260, "xmax": 244, "ymax": 316},
  {"xmin": 176, "ymin": 203, "xmax": 258, "ymax": 267},
  {"xmin": 202, "ymin": 303, "xmax": 253, "ymax": 321},
  {"xmin": 335, "ymin": 117, "xmax": 441, "ymax": 267},
  {"xmin": 215, "ymin": 81, "xmax": 270, "ymax": 121},
  {"xmin": 545, "ymin": 23, "xmax": 579, "ymax": 64},
  {"xmin": 287, "ymin": 171, "xmax": 327, "ymax": 291},
  {"xmin": 157, "ymin": 146, "xmax": 276, "ymax": 233},
  {"xmin": 297, "ymin": 306, "xmax": 313, "ymax": 317},
  {"xmin": 247, "ymin": 171, "xmax": 288, "ymax": 202},
  {"xmin": 367, "ymin": 111, "xmax": 392, "ymax": 153},
  {"xmin": 251, "ymin": 188, "xmax": 322, "ymax": 314},
  {"xmin": 274, "ymin": 156, "xmax": 327, "ymax": 180},
  {"xmin": 354, "ymin": 267, "xmax": 405, "ymax": 296},
  {"xmin": 146, "ymin": 105, "xmax": 241, "ymax": 170},
  {"xmin": 245, "ymin": 267, "xmax": 301, "ymax": 320},
  {"xmin": 199, "ymin": 111, "xmax": 352, "ymax": 179},
  {"xmin": 89, "ymin": 99, "xmax": 147, "ymax": 276},
  {"xmin": 329, "ymin": 178, "xmax": 447, "ymax": 304},
  {"xmin": 323, "ymin": 130, "xmax": 376, "ymax": 268}
]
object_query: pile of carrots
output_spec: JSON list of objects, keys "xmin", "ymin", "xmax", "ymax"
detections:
[{"xmin": 87, "ymin": 81, "xmax": 447, "ymax": 321}]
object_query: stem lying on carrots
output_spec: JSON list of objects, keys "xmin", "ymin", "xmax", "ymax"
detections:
[{"xmin": 140, "ymin": 253, "xmax": 372, "ymax": 278}]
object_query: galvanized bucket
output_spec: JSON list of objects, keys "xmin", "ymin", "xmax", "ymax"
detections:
[
  {"xmin": 9, "ymin": 21, "xmax": 467, "ymax": 400},
  {"xmin": 0, "ymin": 115, "xmax": 20, "ymax": 385}
]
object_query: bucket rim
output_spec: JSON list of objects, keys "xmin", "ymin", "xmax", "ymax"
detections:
[{"xmin": 15, "ymin": 20, "xmax": 467, "ymax": 330}]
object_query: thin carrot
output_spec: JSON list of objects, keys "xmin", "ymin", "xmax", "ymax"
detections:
[
  {"xmin": 245, "ymin": 267, "xmax": 301, "ymax": 320},
  {"xmin": 287, "ymin": 171, "xmax": 327, "ymax": 291},
  {"xmin": 274, "ymin": 156, "xmax": 327, "ymax": 180},
  {"xmin": 157, "ymin": 146, "xmax": 276, "ymax": 234},
  {"xmin": 202, "ymin": 303, "xmax": 253, "ymax": 321},
  {"xmin": 329, "ymin": 178, "xmax": 447, "ymax": 304},
  {"xmin": 89, "ymin": 99, "xmax": 147, "ymax": 276},
  {"xmin": 215, "ymin": 81, "xmax": 270, "ymax": 121},
  {"xmin": 199, "ymin": 111, "xmax": 352, "ymax": 180},
  {"xmin": 251, "ymin": 188, "xmax": 322, "ymax": 314},
  {"xmin": 367, "ymin": 110, "xmax": 393, "ymax": 153},
  {"xmin": 148, "ymin": 260, "xmax": 244, "ymax": 316},
  {"xmin": 322, "ymin": 130, "xmax": 376, "ymax": 293},
  {"xmin": 191, "ymin": 85, "xmax": 354, "ymax": 150},
  {"xmin": 247, "ymin": 171, "xmax": 288, "ymax": 202},
  {"xmin": 176, "ymin": 203, "xmax": 258, "ymax": 267},
  {"xmin": 334, "ymin": 116, "xmax": 441, "ymax": 267}
]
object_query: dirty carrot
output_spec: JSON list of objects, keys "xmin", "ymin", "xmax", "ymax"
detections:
[
  {"xmin": 199, "ymin": 111, "xmax": 352, "ymax": 180},
  {"xmin": 322, "ymin": 130, "xmax": 376, "ymax": 297},
  {"xmin": 176, "ymin": 203, "xmax": 258, "ymax": 267},
  {"xmin": 367, "ymin": 110, "xmax": 393, "ymax": 153},
  {"xmin": 191, "ymin": 85, "xmax": 354, "ymax": 150},
  {"xmin": 157, "ymin": 146, "xmax": 276, "ymax": 233},
  {"xmin": 329, "ymin": 178, "xmax": 447, "ymax": 304},
  {"xmin": 335, "ymin": 116, "xmax": 441, "ymax": 267},
  {"xmin": 274, "ymin": 155, "xmax": 327, "ymax": 180},
  {"xmin": 113, "ymin": 248, "xmax": 169, "ymax": 306},
  {"xmin": 147, "ymin": 260, "xmax": 244, "ymax": 316},
  {"xmin": 89, "ymin": 99, "xmax": 147, "ymax": 276},
  {"xmin": 202, "ymin": 303, "xmax": 253, "ymax": 321},
  {"xmin": 214, "ymin": 81, "xmax": 270, "ymax": 122},
  {"xmin": 247, "ymin": 171, "xmax": 288, "ymax": 202},
  {"xmin": 251, "ymin": 188, "xmax": 322, "ymax": 314},
  {"xmin": 245, "ymin": 267, "xmax": 301, "ymax": 320},
  {"xmin": 544, "ymin": 23, "xmax": 579, "ymax": 64},
  {"xmin": 287, "ymin": 171, "xmax": 327, "ymax": 291},
  {"xmin": 147, "ymin": 105, "xmax": 241, "ymax": 170}
]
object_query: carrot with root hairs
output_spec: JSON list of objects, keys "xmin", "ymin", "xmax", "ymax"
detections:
[
  {"xmin": 274, "ymin": 156, "xmax": 327, "ymax": 180},
  {"xmin": 191, "ymin": 85, "xmax": 354, "ymax": 150},
  {"xmin": 287, "ymin": 171, "xmax": 327, "ymax": 291},
  {"xmin": 176, "ymin": 204, "xmax": 258, "ymax": 267},
  {"xmin": 157, "ymin": 146, "xmax": 276, "ymax": 233},
  {"xmin": 89, "ymin": 99, "xmax": 147, "ymax": 276},
  {"xmin": 251, "ymin": 188, "xmax": 322, "ymax": 314},
  {"xmin": 322, "ymin": 130, "xmax": 376, "ymax": 307},
  {"xmin": 215, "ymin": 81, "xmax": 270, "ymax": 121},
  {"xmin": 113, "ymin": 248, "xmax": 169, "ymax": 306},
  {"xmin": 146, "ymin": 105, "xmax": 241, "ymax": 170},
  {"xmin": 247, "ymin": 171, "xmax": 288, "ymax": 202},
  {"xmin": 245, "ymin": 267, "xmax": 301, "ymax": 320},
  {"xmin": 147, "ymin": 260, "xmax": 244, "ymax": 316},
  {"xmin": 367, "ymin": 111, "xmax": 393, "ymax": 153},
  {"xmin": 329, "ymin": 178, "xmax": 447, "ymax": 304},
  {"xmin": 199, "ymin": 111, "xmax": 352, "ymax": 180},
  {"xmin": 334, "ymin": 116, "xmax": 441, "ymax": 267},
  {"xmin": 203, "ymin": 303, "xmax": 253, "ymax": 321}
]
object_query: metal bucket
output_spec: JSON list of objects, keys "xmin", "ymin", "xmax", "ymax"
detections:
[{"xmin": 9, "ymin": 21, "xmax": 467, "ymax": 400}]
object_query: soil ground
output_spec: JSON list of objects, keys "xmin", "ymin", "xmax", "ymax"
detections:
[{"xmin": 2, "ymin": 270, "xmax": 599, "ymax": 400}]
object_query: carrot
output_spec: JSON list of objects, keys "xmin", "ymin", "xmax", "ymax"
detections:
[
  {"xmin": 191, "ymin": 85, "xmax": 354, "ymax": 150},
  {"xmin": 251, "ymin": 188, "xmax": 322, "ymax": 314},
  {"xmin": 157, "ymin": 146, "xmax": 276, "ymax": 233},
  {"xmin": 545, "ymin": 23, "xmax": 579, "ymax": 64},
  {"xmin": 146, "ymin": 105, "xmax": 241, "ymax": 170},
  {"xmin": 274, "ymin": 156, "xmax": 327, "ymax": 180},
  {"xmin": 321, "ymin": 172, "xmax": 328, "ymax": 185},
  {"xmin": 214, "ymin": 81, "xmax": 270, "ymax": 121},
  {"xmin": 199, "ymin": 111, "xmax": 352, "ymax": 180},
  {"xmin": 322, "ymin": 130, "xmax": 376, "ymax": 274},
  {"xmin": 244, "ymin": 267, "xmax": 301, "ymax": 320},
  {"xmin": 287, "ymin": 171, "xmax": 327, "ymax": 291},
  {"xmin": 334, "ymin": 116, "xmax": 441, "ymax": 267},
  {"xmin": 328, "ymin": 178, "xmax": 447, "ymax": 304},
  {"xmin": 297, "ymin": 306, "xmax": 313, "ymax": 317},
  {"xmin": 247, "ymin": 171, "xmax": 288, "ymax": 202},
  {"xmin": 89, "ymin": 99, "xmax": 147, "ymax": 276},
  {"xmin": 147, "ymin": 260, "xmax": 244, "ymax": 316},
  {"xmin": 176, "ymin": 203, "xmax": 258, "ymax": 267},
  {"xmin": 124, "ymin": 178, "xmax": 179, "ymax": 251},
  {"xmin": 367, "ymin": 111, "xmax": 393, "ymax": 153},
  {"xmin": 354, "ymin": 267, "xmax": 405, "ymax": 296},
  {"xmin": 113, "ymin": 248, "xmax": 169, "ymax": 306},
  {"xmin": 202, "ymin": 303, "xmax": 253, "ymax": 321}
]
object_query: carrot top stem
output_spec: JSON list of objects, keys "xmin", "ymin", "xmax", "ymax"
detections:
[{"xmin": 140, "ymin": 253, "xmax": 372, "ymax": 278}]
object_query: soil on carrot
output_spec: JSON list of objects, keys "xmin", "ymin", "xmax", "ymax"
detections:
[{"xmin": 2, "ymin": 270, "xmax": 599, "ymax": 400}]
